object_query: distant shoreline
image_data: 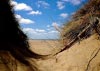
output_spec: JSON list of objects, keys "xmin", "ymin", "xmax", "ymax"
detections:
[{"xmin": 29, "ymin": 39, "xmax": 60, "ymax": 41}]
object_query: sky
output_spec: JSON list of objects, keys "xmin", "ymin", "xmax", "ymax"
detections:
[{"xmin": 11, "ymin": 0, "xmax": 87, "ymax": 39}]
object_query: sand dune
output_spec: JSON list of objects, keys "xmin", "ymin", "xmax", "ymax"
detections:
[{"xmin": 29, "ymin": 34, "xmax": 100, "ymax": 71}]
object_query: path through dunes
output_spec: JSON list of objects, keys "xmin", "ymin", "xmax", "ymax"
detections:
[
  {"xmin": 29, "ymin": 40, "xmax": 62, "ymax": 55},
  {"xmin": 30, "ymin": 34, "xmax": 100, "ymax": 71}
]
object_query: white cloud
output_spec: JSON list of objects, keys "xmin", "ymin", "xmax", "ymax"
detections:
[
  {"xmin": 28, "ymin": 10, "xmax": 42, "ymax": 15},
  {"xmin": 70, "ymin": 0, "xmax": 81, "ymax": 5},
  {"xmin": 52, "ymin": 22, "xmax": 59, "ymax": 27},
  {"xmin": 19, "ymin": 18, "xmax": 34, "ymax": 24},
  {"xmin": 23, "ymin": 28, "xmax": 37, "ymax": 34},
  {"xmin": 60, "ymin": 13, "xmax": 68, "ymax": 18},
  {"xmin": 62, "ymin": 0, "xmax": 82, "ymax": 5},
  {"xmin": 22, "ymin": 28, "xmax": 46, "ymax": 39},
  {"xmin": 11, "ymin": 1, "xmax": 17, "ymax": 6},
  {"xmin": 57, "ymin": 0, "xmax": 82, "ymax": 10},
  {"xmin": 11, "ymin": 1, "xmax": 32, "ymax": 11},
  {"xmin": 22, "ymin": 28, "xmax": 59, "ymax": 39},
  {"xmin": 15, "ymin": 14, "xmax": 22, "ymax": 19},
  {"xmin": 48, "ymin": 30, "xmax": 58, "ymax": 33},
  {"xmin": 37, "ymin": 1, "xmax": 50, "ymax": 8},
  {"xmin": 23, "ymin": 28, "xmax": 46, "ymax": 34},
  {"xmin": 36, "ymin": 29, "xmax": 46, "ymax": 33},
  {"xmin": 15, "ymin": 3, "xmax": 32, "ymax": 11},
  {"xmin": 47, "ymin": 25, "xmax": 50, "ymax": 28},
  {"xmin": 57, "ymin": 1, "xmax": 65, "ymax": 10},
  {"xmin": 15, "ymin": 14, "xmax": 34, "ymax": 24}
]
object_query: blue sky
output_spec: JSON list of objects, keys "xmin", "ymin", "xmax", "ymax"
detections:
[{"xmin": 11, "ymin": 0, "xmax": 87, "ymax": 39}]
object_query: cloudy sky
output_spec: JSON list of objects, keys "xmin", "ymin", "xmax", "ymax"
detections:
[{"xmin": 11, "ymin": 0, "xmax": 87, "ymax": 39}]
